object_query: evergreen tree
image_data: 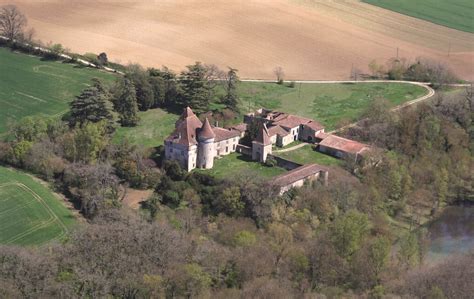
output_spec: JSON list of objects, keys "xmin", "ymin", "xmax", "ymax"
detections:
[
  {"xmin": 126, "ymin": 65, "xmax": 154, "ymax": 111},
  {"xmin": 69, "ymin": 83, "xmax": 114, "ymax": 129},
  {"xmin": 179, "ymin": 62, "xmax": 212, "ymax": 114},
  {"xmin": 222, "ymin": 67, "xmax": 240, "ymax": 111},
  {"xmin": 113, "ymin": 78, "xmax": 140, "ymax": 127}
]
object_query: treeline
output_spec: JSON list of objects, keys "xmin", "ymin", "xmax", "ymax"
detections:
[{"xmin": 368, "ymin": 57, "xmax": 460, "ymax": 87}]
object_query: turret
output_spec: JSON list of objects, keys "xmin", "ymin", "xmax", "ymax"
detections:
[
  {"xmin": 197, "ymin": 118, "xmax": 216, "ymax": 169},
  {"xmin": 252, "ymin": 123, "xmax": 272, "ymax": 162}
]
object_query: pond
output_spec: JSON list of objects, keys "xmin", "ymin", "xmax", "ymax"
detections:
[{"xmin": 426, "ymin": 204, "xmax": 474, "ymax": 263}]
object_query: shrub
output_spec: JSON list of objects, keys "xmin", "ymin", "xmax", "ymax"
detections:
[{"xmin": 264, "ymin": 156, "xmax": 277, "ymax": 167}]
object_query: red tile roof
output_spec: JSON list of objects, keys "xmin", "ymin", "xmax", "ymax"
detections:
[
  {"xmin": 271, "ymin": 164, "xmax": 327, "ymax": 187},
  {"xmin": 255, "ymin": 123, "xmax": 271, "ymax": 145},
  {"xmin": 213, "ymin": 127, "xmax": 241, "ymax": 142},
  {"xmin": 273, "ymin": 114, "xmax": 312, "ymax": 129},
  {"xmin": 166, "ymin": 107, "xmax": 202, "ymax": 146},
  {"xmin": 229, "ymin": 123, "xmax": 247, "ymax": 133},
  {"xmin": 267, "ymin": 125, "xmax": 290, "ymax": 137},
  {"xmin": 305, "ymin": 121, "xmax": 324, "ymax": 131},
  {"xmin": 199, "ymin": 118, "xmax": 216, "ymax": 139},
  {"xmin": 319, "ymin": 135, "xmax": 370, "ymax": 154}
]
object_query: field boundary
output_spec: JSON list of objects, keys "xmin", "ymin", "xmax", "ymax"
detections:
[{"xmin": 0, "ymin": 181, "xmax": 68, "ymax": 244}]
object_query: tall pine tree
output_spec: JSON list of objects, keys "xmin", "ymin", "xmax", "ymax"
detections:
[
  {"xmin": 179, "ymin": 62, "xmax": 212, "ymax": 114},
  {"xmin": 222, "ymin": 67, "xmax": 240, "ymax": 112},
  {"xmin": 69, "ymin": 80, "xmax": 114, "ymax": 129},
  {"xmin": 113, "ymin": 78, "xmax": 140, "ymax": 127}
]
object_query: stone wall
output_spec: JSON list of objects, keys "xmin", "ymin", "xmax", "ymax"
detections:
[
  {"xmin": 236, "ymin": 144, "xmax": 252, "ymax": 156},
  {"xmin": 268, "ymin": 155, "xmax": 302, "ymax": 171}
]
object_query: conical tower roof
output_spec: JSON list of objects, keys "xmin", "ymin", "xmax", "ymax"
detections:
[
  {"xmin": 181, "ymin": 106, "xmax": 195, "ymax": 118},
  {"xmin": 199, "ymin": 118, "xmax": 216, "ymax": 139},
  {"xmin": 255, "ymin": 123, "xmax": 271, "ymax": 145}
]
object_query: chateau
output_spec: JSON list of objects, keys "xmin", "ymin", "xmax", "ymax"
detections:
[
  {"xmin": 164, "ymin": 107, "xmax": 242, "ymax": 171},
  {"xmin": 165, "ymin": 107, "xmax": 371, "ymax": 174}
]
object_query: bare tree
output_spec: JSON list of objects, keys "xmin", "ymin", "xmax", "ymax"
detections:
[
  {"xmin": 274, "ymin": 66, "xmax": 285, "ymax": 84},
  {"xmin": 0, "ymin": 5, "xmax": 27, "ymax": 40}
]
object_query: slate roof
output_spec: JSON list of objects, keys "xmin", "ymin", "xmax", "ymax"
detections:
[
  {"xmin": 319, "ymin": 134, "xmax": 370, "ymax": 155},
  {"xmin": 271, "ymin": 164, "xmax": 327, "ymax": 187}
]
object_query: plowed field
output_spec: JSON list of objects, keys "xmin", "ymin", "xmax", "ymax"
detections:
[{"xmin": 1, "ymin": 0, "xmax": 472, "ymax": 80}]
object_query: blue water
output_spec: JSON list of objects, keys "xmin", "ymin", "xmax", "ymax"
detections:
[{"xmin": 426, "ymin": 205, "xmax": 474, "ymax": 262}]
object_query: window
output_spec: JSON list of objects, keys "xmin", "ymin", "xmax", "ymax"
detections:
[
  {"xmin": 227, "ymin": 140, "xmax": 229, "ymax": 144},
  {"xmin": 226, "ymin": 146, "xmax": 228, "ymax": 152},
  {"xmin": 233, "ymin": 144, "xmax": 236, "ymax": 150}
]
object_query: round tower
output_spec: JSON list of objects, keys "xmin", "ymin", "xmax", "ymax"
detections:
[{"xmin": 197, "ymin": 118, "xmax": 216, "ymax": 169}]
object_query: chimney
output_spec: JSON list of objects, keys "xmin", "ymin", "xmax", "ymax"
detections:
[{"xmin": 215, "ymin": 121, "xmax": 219, "ymax": 127}]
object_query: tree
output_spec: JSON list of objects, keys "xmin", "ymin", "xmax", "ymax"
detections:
[
  {"xmin": 222, "ymin": 67, "xmax": 240, "ymax": 111},
  {"xmin": 0, "ymin": 5, "xmax": 27, "ymax": 41},
  {"xmin": 179, "ymin": 62, "xmax": 213, "ymax": 113},
  {"xmin": 350, "ymin": 66, "xmax": 362, "ymax": 81},
  {"xmin": 149, "ymin": 67, "xmax": 181, "ymax": 108},
  {"xmin": 274, "ymin": 66, "xmax": 285, "ymax": 84},
  {"xmin": 113, "ymin": 78, "xmax": 140, "ymax": 126},
  {"xmin": 64, "ymin": 122, "xmax": 108, "ymax": 164},
  {"xmin": 215, "ymin": 186, "xmax": 244, "ymax": 216},
  {"xmin": 97, "ymin": 52, "xmax": 108, "ymax": 66},
  {"xmin": 330, "ymin": 210, "xmax": 371, "ymax": 259},
  {"xmin": 69, "ymin": 84, "xmax": 115, "ymax": 129},
  {"xmin": 126, "ymin": 65, "xmax": 155, "ymax": 111}
]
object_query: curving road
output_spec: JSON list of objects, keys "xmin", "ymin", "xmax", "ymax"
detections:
[{"xmin": 240, "ymin": 79, "xmax": 441, "ymax": 134}]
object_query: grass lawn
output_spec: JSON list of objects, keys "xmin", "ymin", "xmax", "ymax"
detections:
[
  {"xmin": 113, "ymin": 108, "xmax": 179, "ymax": 148},
  {"xmin": 195, "ymin": 153, "xmax": 287, "ymax": 179},
  {"xmin": 274, "ymin": 145, "xmax": 343, "ymax": 166},
  {"xmin": 238, "ymin": 82, "xmax": 427, "ymax": 130},
  {"xmin": 0, "ymin": 47, "xmax": 116, "ymax": 136},
  {"xmin": 363, "ymin": 0, "xmax": 474, "ymax": 33},
  {"xmin": 115, "ymin": 82, "xmax": 427, "ymax": 148},
  {"xmin": 0, "ymin": 166, "xmax": 76, "ymax": 246}
]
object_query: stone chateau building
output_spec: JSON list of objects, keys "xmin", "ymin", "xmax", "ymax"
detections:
[
  {"xmin": 164, "ymin": 107, "xmax": 242, "ymax": 171},
  {"xmin": 165, "ymin": 107, "xmax": 371, "ymax": 174}
]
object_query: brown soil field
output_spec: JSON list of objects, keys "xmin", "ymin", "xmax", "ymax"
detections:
[{"xmin": 2, "ymin": 0, "xmax": 473, "ymax": 80}]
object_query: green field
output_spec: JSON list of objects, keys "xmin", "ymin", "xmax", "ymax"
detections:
[
  {"xmin": 274, "ymin": 145, "xmax": 342, "ymax": 166},
  {"xmin": 113, "ymin": 108, "xmax": 179, "ymax": 148},
  {"xmin": 363, "ymin": 0, "xmax": 474, "ymax": 33},
  {"xmin": 239, "ymin": 82, "xmax": 427, "ymax": 131},
  {"xmin": 0, "ymin": 47, "xmax": 115, "ymax": 135},
  {"xmin": 115, "ymin": 82, "xmax": 427, "ymax": 148},
  {"xmin": 0, "ymin": 166, "xmax": 76, "ymax": 246},
  {"xmin": 195, "ymin": 153, "xmax": 287, "ymax": 179}
]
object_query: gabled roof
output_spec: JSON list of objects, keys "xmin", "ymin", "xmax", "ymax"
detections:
[
  {"xmin": 271, "ymin": 164, "xmax": 327, "ymax": 187},
  {"xmin": 255, "ymin": 123, "xmax": 271, "ymax": 145},
  {"xmin": 213, "ymin": 127, "xmax": 241, "ymax": 142},
  {"xmin": 305, "ymin": 121, "xmax": 324, "ymax": 131},
  {"xmin": 319, "ymin": 134, "xmax": 370, "ymax": 155},
  {"xmin": 166, "ymin": 107, "xmax": 202, "ymax": 146},
  {"xmin": 229, "ymin": 123, "xmax": 247, "ymax": 133},
  {"xmin": 273, "ymin": 114, "xmax": 313, "ymax": 129},
  {"xmin": 199, "ymin": 118, "xmax": 215, "ymax": 139},
  {"xmin": 267, "ymin": 125, "xmax": 290, "ymax": 137}
]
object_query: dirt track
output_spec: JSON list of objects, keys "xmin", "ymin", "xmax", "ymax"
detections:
[{"xmin": 2, "ymin": 0, "xmax": 473, "ymax": 80}]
